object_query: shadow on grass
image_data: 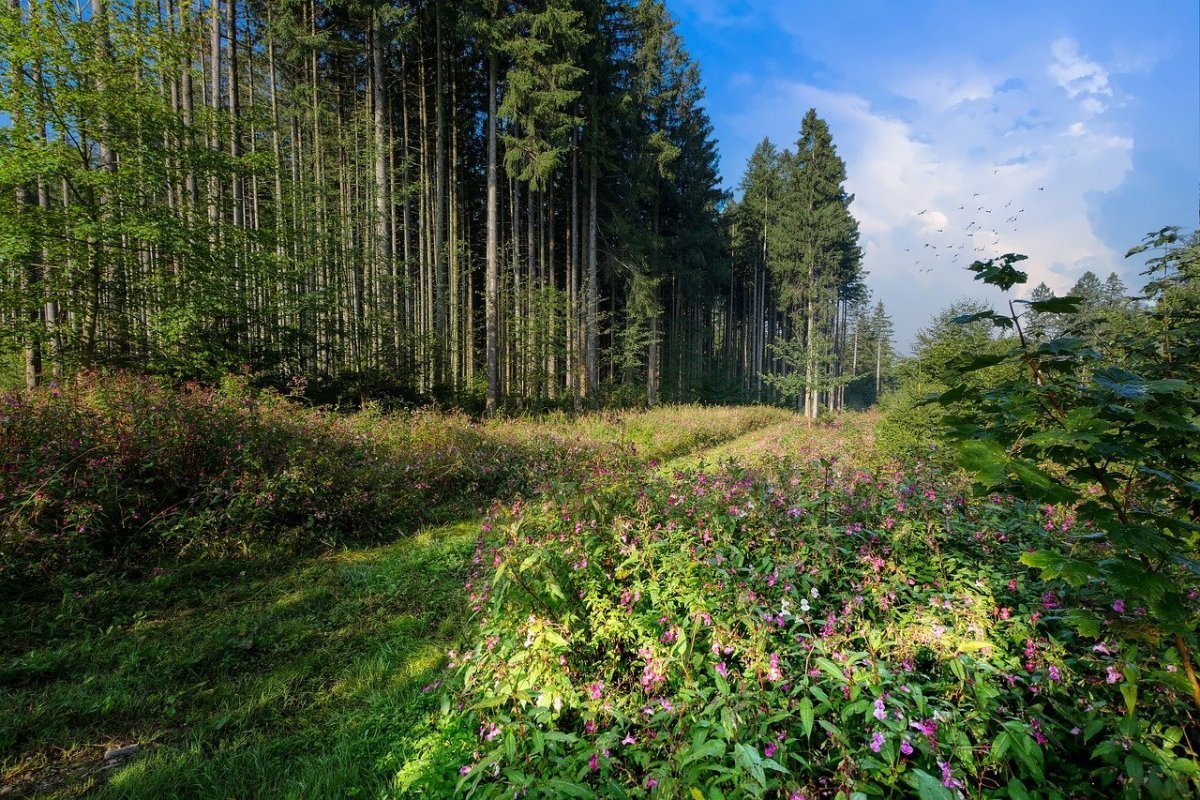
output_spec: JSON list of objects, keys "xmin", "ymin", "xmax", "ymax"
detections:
[{"xmin": 0, "ymin": 522, "xmax": 480, "ymax": 799}]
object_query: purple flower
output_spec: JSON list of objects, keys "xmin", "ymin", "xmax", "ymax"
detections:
[
  {"xmin": 900, "ymin": 738, "xmax": 914, "ymax": 756},
  {"xmin": 588, "ymin": 753, "xmax": 599, "ymax": 771},
  {"xmin": 1112, "ymin": 599, "xmax": 1125, "ymax": 613},
  {"xmin": 872, "ymin": 697, "xmax": 887, "ymax": 721},
  {"xmin": 870, "ymin": 732, "xmax": 886, "ymax": 752},
  {"xmin": 767, "ymin": 652, "xmax": 783, "ymax": 682},
  {"xmin": 1106, "ymin": 665, "xmax": 1123, "ymax": 684},
  {"xmin": 910, "ymin": 718, "xmax": 937, "ymax": 738},
  {"xmin": 939, "ymin": 760, "xmax": 963, "ymax": 789},
  {"xmin": 715, "ymin": 661, "xmax": 728, "ymax": 678},
  {"xmin": 765, "ymin": 741, "xmax": 778, "ymax": 758},
  {"xmin": 1048, "ymin": 665, "xmax": 1061, "ymax": 682}
]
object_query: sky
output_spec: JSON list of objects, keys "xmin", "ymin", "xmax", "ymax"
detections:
[{"xmin": 669, "ymin": 0, "xmax": 1200, "ymax": 352}]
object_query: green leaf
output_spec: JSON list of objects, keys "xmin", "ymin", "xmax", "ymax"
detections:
[
  {"xmin": 952, "ymin": 311, "xmax": 1001, "ymax": 326},
  {"xmin": 733, "ymin": 743, "xmax": 766, "ymax": 790},
  {"xmin": 957, "ymin": 440, "xmax": 1008, "ymax": 486},
  {"xmin": 913, "ymin": 769, "xmax": 955, "ymax": 800},
  {"xmin": 1028, "ymin": 296, "xmax": 1085, "ymax": 314},
  {"xmin": 799, "ymin": 697, "xmax": 815, "ymax": 737}
]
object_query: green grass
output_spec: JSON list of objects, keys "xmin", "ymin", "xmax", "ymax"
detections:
[
  {"xmin": 1, "ymin": 521, "xmax": 478, "ymax": 799},
  {"xmin": 0, "ymin": 403, "xmax": 802, "ymax": 798}
]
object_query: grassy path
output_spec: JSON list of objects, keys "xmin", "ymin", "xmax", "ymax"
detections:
[{"xmin": 2, "ymin": 410, "xmax": 800, "ymax": 799}]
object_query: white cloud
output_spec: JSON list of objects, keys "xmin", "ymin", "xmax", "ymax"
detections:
[
  {"xmin": 722, "ymin": 55, "xmax": 1133, "ymax": 350},
  {"xmin": 1049, "ymin": 38, "xmax": 1112, "ymax": 98}
]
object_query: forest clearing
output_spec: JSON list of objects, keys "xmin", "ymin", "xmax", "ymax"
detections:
[{"xmin": 2, "ymin": 0, "xmax": 1198, "ymax": 797}]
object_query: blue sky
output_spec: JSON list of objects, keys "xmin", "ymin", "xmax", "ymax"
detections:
[{"xmin": 669, "ymin": 0, "xmax": 1200, "ymax": 351}]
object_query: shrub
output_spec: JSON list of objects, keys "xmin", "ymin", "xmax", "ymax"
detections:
[{"xmin": 425, "ymin": 453, "xmax": 1200, "ymax": 797}]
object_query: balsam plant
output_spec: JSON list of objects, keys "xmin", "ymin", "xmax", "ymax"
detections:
[
  {"xmin": 420, "ymin": 432, "xmax": 1199, "ymax": 798},
  {"xmin": 931, "ymin": 230, "xmax": 1200, "ymax": 712}
]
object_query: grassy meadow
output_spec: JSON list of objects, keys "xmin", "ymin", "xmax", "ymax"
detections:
[{"xmin": 2, "ymin": 378, "xmax": 1197, "ymax": 799}]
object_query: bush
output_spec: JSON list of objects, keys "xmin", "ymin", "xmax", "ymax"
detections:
[
  {"xmin": 0, "ymin": 374, "xmax": 582, "ymax": 594},
  {"xmin": 420, "ymin": 453, "xmax": 1200, "ymax": 798}
]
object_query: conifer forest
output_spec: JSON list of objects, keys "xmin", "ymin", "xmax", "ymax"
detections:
[{"xmin": 0, "ymin": 0, "xmax": 888, "ymax": 412}]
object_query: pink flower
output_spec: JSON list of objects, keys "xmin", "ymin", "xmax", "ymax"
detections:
[
  {"xmin": 870, "ymin": 732, "xmax": 886, "ymax": 752},
  {"xmin": 589, "ymin": 753, "xmax": 599, "ymax": 771},
  {"xmin": 715, "ymin": 661, "xmax": 728, "ymax": 678},
  {"xmin": 1106, "ymin": 665, "xmax": 1123, "ymax": 684},
  {"xmin": 1112, "ymin": 599, "xmax": 1125, "ymax": 613},
  {"xmin": 765, "ymin": 741, "xmax": 778, "ymax": 758},
  {"xmin": 910, "ymin": 718, "xmax": 937, "ymax": 738},
  {"xmin": 873, "ymin": 698, "xmax": 887, "ymax": 721},
  {"xmin": 1048, "ymin": 665, "xmax": 1061, "ymax": 682},
  {"xmin": 939, "ymin": 761, "xmax": 963, "ymax": 789},
  {"xmin": 900, "ymin": 738, "xmax": 914, "ymax": 756}
]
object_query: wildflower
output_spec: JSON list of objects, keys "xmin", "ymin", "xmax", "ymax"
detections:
[
  {"xmin": 910, "ymin": 718, "xmax": 937, "ymax": 738},
  {"xmin": 588, "ymin": 753, "xmax": 599, "ymax": 771},
  {"xmin": 459, "ymin": 764, "xmax": 472, "ymax": 775},
  {"xmin": 1106, "ymin": 665, "xmax": 1123, "ymax": 684},
  {"xmin": 1048, "ymin": 665, "xmax": 1061, "ymax": 682},
  {"xmin": 767, "ymin": 652, "xmax": 783, "ymax": 682},
  {"xmin": 870, "ymin": 732, "xmax": 886, "ymax": 752},
  {"xmin": 900, "ymin": 738, "xmax": 914, "ymax": 756},
  {"xmin": 938, "ymin": 760, "xmax": 963, "ymax": 789},
  {"xmin": 715, "ymin": 661, "xmax": 729, "ymax": 678},
  {"xmin": 765, "ymin": 741, "xmax": 778, "ymax": 758},
  {"xmin": 646, "ymin": 778, "xmax": 659, "ymax": 788},
  {"xmin": 873, "ymin": 698, "xmax": 887, "ymax": 721},
  {"xmin": 589, "ymin": 682, "xmax": 604, "ymax": 700},
  {"xmin": 1112, "ymin": 599, "xmax": 1125, "ymax": 613}
]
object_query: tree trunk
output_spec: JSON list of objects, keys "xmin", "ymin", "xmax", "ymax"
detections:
[
  {"xmin": 485, "ymin": 56, "xmax": 499, "ymax": 413},
  {"xmin": 585, "ymin": 156, "xmax": 598, "ymax": 402}
]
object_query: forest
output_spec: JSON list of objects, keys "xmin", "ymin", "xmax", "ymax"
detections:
[
  {"xmin": 2, "ymin": 1, "xmax": 1199, "ymax": 799},
  {"xmin": 0, "ymin": 0, "xmax": 889, "ymax": 413}
]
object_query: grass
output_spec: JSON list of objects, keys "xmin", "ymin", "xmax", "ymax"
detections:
[
  {"xmin": 1, "ymin": 521, "xmax": 476, "ymax": 799},
  {"xmin": 1, "ymin": 401, "xmax": 796, "ymax": 798}
]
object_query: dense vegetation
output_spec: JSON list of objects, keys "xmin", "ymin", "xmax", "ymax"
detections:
[
  {"xmin": 0, "ymin": 0, "xmax": 891, "ymax": 411},
  {"xmin": 3, "ymin": 1, "xmax": 1198, "ymax": 798},
  {"xmin": 408, "ymin": 425, "xmax": 1198, "ymax": 798}
]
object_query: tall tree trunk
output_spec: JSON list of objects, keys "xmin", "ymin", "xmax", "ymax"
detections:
[
  {"xmin": 432, "ymin": 4, "xmax": 447, "ymax": 385},
  {"xmin": 371, "ymin": 12, "xmax": 393, "ymax": 366},
  {"xmin": 585, "ymin": 156, "xmax": 598, "ymax": 402},
  {"xmin": 485, "ymin": 56, "xmax": 499, "ymax": 413},
  {"xmin": 10, "ymin": 0, "xmax": 41, "ymax": 388}
]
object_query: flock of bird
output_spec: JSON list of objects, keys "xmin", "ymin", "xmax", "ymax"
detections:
[{"xmin": 908, "ymin": 178, "xmax": 1046, "ymax": 276}]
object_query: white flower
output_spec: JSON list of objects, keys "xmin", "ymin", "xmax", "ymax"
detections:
[
  {"xmin": 810, "ymin": 587, "xmax": 820, "ymax": 599},
  {"xmin": 800, "ymin": 599, "xmax": 811, "ymax": 613}
]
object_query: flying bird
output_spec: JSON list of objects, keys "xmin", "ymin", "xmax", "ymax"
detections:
[{"xmin": 917, "ymin": 209, "xmax": 928, "ymax": 215}]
